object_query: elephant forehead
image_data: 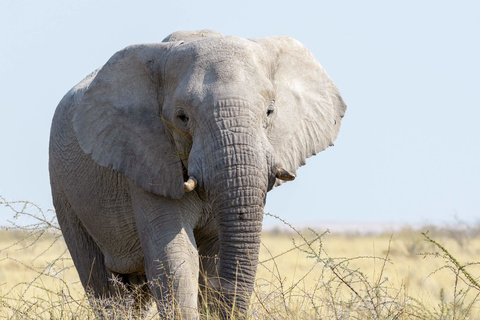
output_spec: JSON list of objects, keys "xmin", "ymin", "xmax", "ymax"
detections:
[
  {"xmin": 166, "ymin": 37, "xmax": 270, "ymax": 80},
  {"xmin": 165, "ymin": 37, "xmax": 273, "ymax": 104}
]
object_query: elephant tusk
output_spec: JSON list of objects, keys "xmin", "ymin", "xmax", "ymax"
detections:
[
  {"xmin": 183, "ymin": 176, "xmax": 197, "ymax": 192},
  {"xmin": 275, "ymin": 167, "xmax": 296, "ymax": 181}
]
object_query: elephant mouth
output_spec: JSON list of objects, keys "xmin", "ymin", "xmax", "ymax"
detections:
[
  {"xmin": 181, "ymin": 161, "xmax": 209, "ymax": 201},
  {"xmin": 183, "ymin": 167, "xmax": 295, "ymax": 194}
]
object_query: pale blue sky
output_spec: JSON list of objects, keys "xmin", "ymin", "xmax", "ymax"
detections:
[{"xmin": 1, "ymin": 1, "xmax": 479, "ymax": 227}]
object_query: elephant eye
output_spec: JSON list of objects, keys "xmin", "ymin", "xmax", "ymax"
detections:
[
  {"xmin": 266, "ymin": 102, "xmax": 275, "ymax": 117},
  {"xmin": 176, "ymin": 109, "xmax": 189, "ymax": 124}
]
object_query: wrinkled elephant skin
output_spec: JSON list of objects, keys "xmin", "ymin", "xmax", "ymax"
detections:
[{"xmin": 49, "ymin": 30, "xmax": 346, "ymax": 319}]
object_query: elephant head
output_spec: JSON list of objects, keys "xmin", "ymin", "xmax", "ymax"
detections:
[{"xmin": 71, "ymin": 30, "xmax": 346, "ymax": 316}]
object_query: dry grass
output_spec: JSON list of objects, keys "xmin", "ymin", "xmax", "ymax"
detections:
[
  {"xmin": 1, "ymin": 198, "xmax": 480, "ymax": 319},
  {"xmin": 254, "ymin": 223, "xmax": 480, "ymax": 319}
]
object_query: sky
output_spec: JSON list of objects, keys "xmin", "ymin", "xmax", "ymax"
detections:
[{"xmin": 1, "ymin": 0, "xmax": 479, "ymax": 228}]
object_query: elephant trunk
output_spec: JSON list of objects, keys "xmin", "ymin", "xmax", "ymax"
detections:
[
  {"xmin": 211, "ymin": 167, "xmax": 266, "ymax": 316},
  {"xmin": 197, "ymin": 104, "xmax": 269, "ymax": 315}
]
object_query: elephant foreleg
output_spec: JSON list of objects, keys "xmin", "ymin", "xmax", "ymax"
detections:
[
  {"xmin": 195, "ymin": 223, "xmax": 221, "ymax": 312},
  {"xmin": 130, "ymin": 185, "xmax": 200, "ymax": 319}
]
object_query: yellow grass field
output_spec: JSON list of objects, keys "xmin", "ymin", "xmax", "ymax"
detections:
[{"xmin": 1, "ymin": 221, "xmax": 480, "ymax": 319}]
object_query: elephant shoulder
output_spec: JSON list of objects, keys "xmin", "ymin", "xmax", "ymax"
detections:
[
  {"xmin": 70, "ymin": 69, "xmax": 102, "ymax": 107},
  {"xmin": 50, "ymin": 68, "xmax": 102, "ymax": 156},
  {"xmin": 54, "ymin": 68, "xmax": 101, "ymax": 117}
]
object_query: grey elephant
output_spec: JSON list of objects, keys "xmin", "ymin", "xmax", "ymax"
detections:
[{"xmin": 49, "ymin": 30, "xmax": 346, "ymax": 318}]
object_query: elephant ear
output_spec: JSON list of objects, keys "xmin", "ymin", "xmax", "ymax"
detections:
[
  {"xmin": 252, "ymin": 37, "xmax": 347, "ymax": 187},
  {"xmin": 73, "ymin": 43, "xmax": 186, "ymax": 199}
]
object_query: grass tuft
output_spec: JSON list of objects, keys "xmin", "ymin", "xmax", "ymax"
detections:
[{"xmin": 1, "ymin": 197, "xmax": 480, "ymax": 319}]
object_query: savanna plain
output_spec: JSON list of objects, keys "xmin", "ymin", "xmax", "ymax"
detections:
[{"xmin": 1, "ymin": 200, "xmax": 480, "ymax": 319}]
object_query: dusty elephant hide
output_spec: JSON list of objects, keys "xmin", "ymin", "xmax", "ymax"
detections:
[{"xmin": 49, "ymin": 29, "xmax": 346, "ymax": 319}]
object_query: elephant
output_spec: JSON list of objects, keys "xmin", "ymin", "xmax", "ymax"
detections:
[{"xmin": 49, "ymin": 29, "xmax": 346, "ymax": 318}]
